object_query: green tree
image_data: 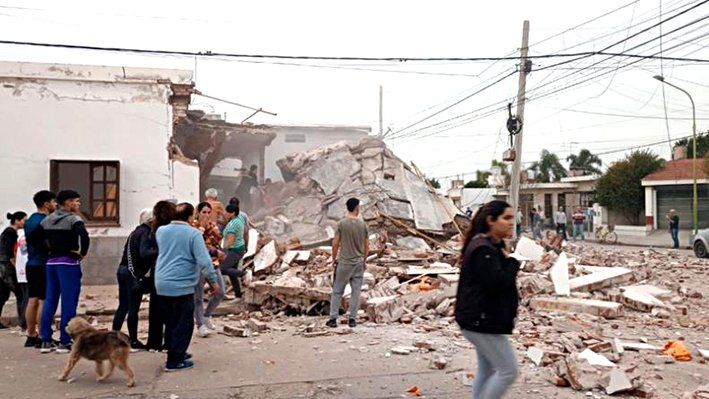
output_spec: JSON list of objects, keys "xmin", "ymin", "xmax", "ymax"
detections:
[
  {"xmin": 464, "ymin": 170, "xmax": 490, "ymax": 188},
  {"xmin": 567, "ymin": 149, "xmax": 602, "ymax": 175},
  {"xmin": 528, "ymin": 149, "xmax": 568, "ymax": 182},
  {"xmin": 427, "ymin": 177, "xmax": 441, "ymax": 189},
  {"xmin": 595, "ymin": 150, "xmax": 664, "ymax": 224},
  {"xmin": 674, "ymin": 131, "xmax": 709, "ymax": 158}
]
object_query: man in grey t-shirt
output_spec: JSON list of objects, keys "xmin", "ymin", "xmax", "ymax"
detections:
[{"xmin": 327, "ymin": 198, "xmax": 369, "ymax": 328}]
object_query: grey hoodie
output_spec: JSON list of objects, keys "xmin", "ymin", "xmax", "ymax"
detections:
[{"xmin": 40, "ymin": 209, "xmax": 90, "ymax": 260}]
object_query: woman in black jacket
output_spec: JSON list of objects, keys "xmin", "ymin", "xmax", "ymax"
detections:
[
  {"xmin": 455, "ymin": 200, "xmax": 519, "ymax": 399},
  {"xmin": 112, "ymin": 208, "xmax": 157, "ymax": 350}
]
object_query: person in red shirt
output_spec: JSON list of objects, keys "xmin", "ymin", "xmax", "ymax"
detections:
[{"xmin": 571, "ymin": 207, "xmax": 586, "ymax": 242}]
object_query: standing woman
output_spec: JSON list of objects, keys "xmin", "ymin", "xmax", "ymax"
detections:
[
  {"xmin": 145, "ymin": 201, "xmax": 175, "ymax": 352},
  {"xmin": 112, "ymin": 208, "xmax": 156, "ymax": 351},
  {"xmin": 0, "ymin": 211, "xmax": 28, "ymax": 330},
  {"xmin": 455, "ymin": 200, "xmax": 520, "ymax": 399},
  {"xmin": 220, "ymin": 203, "xmax": 248, "ymax": 298},
  {"xmin": 192, "ymin": 202, "xmax": 226, "ymax": 337}
]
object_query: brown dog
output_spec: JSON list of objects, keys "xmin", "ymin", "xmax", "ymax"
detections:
[{"xmin": 59, "ymin": 317, "xmax": 135, "ymax": 387}]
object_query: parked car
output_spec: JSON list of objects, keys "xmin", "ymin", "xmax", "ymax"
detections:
[{"xmin": 693, "ymin": 229, "xmax": 709, "ymax": 258}]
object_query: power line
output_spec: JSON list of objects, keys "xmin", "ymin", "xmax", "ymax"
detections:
[{"xmin": 1, "ymin": 39, "xmax": 708, "ymax": 63}]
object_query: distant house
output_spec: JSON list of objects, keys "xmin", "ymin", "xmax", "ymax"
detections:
[
  {"xmin": 0, "ymin": 61, "xmax": 199, "ymax": 284},
  {"xmin": 447, "ymin": 185, "xmax": 497, "ymax": 215},
  {"xmin": 264, "ymin": 125, "xmax": 371, "ymax": 181},
  {"xmin": 641, "ymin": 157, "xmax": 709, "ymax": 230},
  {"xmin": 497, "ymin": 175, "xmax": 600, "ymax": 227}
]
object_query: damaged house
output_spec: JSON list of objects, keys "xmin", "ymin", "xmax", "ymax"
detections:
[{"xmin": 0, "ymin": 61, "xmax": 199, "ymax": 284}]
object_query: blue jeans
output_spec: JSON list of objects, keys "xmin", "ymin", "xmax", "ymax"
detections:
[
  {"xmin": 670, "ymin": 228, "xmax": 679, "ymax": 249},
  {"xmin": 41, "ymin": 264, "xmax": 82, "ymax": 345},
  {"xmin": 572, "ymin": 224, "xmax": 585, "ymax": 241},
  {"xmin": 462, "ymin": 329, "xmax": 518, "ymax": 399},
  {"xmin": 194, "ymin": 269, "xmax": 225, "ymax": 327}
]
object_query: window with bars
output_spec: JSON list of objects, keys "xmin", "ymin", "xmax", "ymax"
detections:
[{"xmin": 50, "ymin": 160, "xmax": 120, "ymax": 224}]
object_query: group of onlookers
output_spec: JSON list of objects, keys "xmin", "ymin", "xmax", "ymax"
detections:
[
  {"xmin": 110, "ymin": 190, "xmax": 250, "ymax": 371},
  {"xmin": 0, "ymin": 188, "xmax": 252, "ymax": 372},
  {"xmin": 0, "ymin": 190, "xmax": 89, "ymax": 354}
]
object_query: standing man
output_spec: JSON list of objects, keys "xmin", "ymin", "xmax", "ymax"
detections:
[
  {"xmin": 515, "ymin": 208, "xmax": 523, "ymax": 237},
  {"xmin": 155, "ymin": 202, "xmax": 220, "ymax": 371},
  {"xmin": 571, "ymin": 207, "xmax": 586, "ymax": 242},
  {"xmin": 555, "ymin": 206, "xmax": 568, "ymax": 241},
  {"xmin": 23, "ymin": 190, "xmax": 56, "ymax": 348},
  {"xmin": 327, "ymin": 198, "xmax": 369, "ymax": 328},
  {"xmin": 234, "ymin": 165, "xmax": 258, "ymax": 213},
  {"xmin": 667, "ymin": 209, "xmax": 680, "ymax": 249},
  {"xmin": 40, "ymin": 190, "xmax": 90, "ymax": 354}
]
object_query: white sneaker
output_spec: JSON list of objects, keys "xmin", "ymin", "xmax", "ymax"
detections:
[
  {"xmin": 204, "ymin": 318, "xmax": 216, "ymax": 331},
  {"xmin": 197, "ymin": 325, "xmax": 211, "ymax": 338}
]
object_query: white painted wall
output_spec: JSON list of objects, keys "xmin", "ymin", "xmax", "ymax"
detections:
[
  {"xmin": 0, "ymin": 62, "xmax": 198, "ymax": 236},
  {"xmin": 264, "ymin": 125, "xmax": 370, "ymax": 181}
]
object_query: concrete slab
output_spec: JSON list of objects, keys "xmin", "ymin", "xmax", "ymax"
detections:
[
  {"xmin": 569, "ymin": 267, "xmax": 634, "ymax": 292},
  {"xmin": 254, "ymin": 241, "xmax": 278, "ymax": 272},
  {"xmin": 307, "ymin": 148, "xmax": 361, "ymax": 195},
  {"xmin": 529, "ymin": 296, "xmax": 623, "ymax": 319},
  {"xmin": 549, "ymin": 252, "xmax": 570, "ymax": 296}
]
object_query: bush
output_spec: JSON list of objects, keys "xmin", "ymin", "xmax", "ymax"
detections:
[{"xmin": 595, "ymin": 150, "xmax": 664, "ymax": 225}]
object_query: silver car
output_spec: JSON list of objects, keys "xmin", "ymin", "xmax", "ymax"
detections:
[{"xmin": 694, "ymin": 229, "xmax": 709, "ymax": 258}]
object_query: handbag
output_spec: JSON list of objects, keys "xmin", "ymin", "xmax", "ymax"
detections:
[{"xmin": 126, "ymin": 233, "xmax": 150, "ymax": 294}]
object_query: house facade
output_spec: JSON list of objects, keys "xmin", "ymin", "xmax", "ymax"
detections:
[
  {"xmin": 0, "ymin": 61, "xmax": 199, "ymax": 284},
  {"xmin": 641, "ymin": 158, "xmax": 709, "ymax": 231}
]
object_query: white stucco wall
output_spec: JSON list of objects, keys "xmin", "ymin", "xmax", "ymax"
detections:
[
  {"xmin": 264, "ymin": 125, "xmax": 371, "ymax": 181},
  {"xmin": 0, "ymin": 62, "xmax": 198, "ymax": 236}
]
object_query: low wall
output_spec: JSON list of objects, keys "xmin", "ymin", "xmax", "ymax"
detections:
[
  {"xmin": 82, "ymin": 235, "xmax": 125, "ymax": 285},
  {"xmin": 614, "ymin": 225, "xmax": 652, "ymax": 237}
]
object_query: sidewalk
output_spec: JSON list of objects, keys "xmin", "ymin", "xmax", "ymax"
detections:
[{"xmin": 581, "ymin": 228, "xmax": 693, "ymax": 249}]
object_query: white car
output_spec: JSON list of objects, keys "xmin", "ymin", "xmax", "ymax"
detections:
[{"xmin": 693, "ymin": 229, "xmax": 709, "ymax": 258}]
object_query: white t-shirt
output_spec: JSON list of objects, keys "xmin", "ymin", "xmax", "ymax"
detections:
[{"xmin": 15, "ymin": 229, "xmax": 28, "ymax": 283}]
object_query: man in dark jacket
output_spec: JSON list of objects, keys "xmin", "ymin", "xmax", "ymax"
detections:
[{"xmin": 39, "ymin": 190, "xmax": 90, "ymax": 354}]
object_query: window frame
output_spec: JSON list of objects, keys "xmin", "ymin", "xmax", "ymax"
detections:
[{"xmin": 49, "ymin": 160, "xmax": 121, "ymax": 226}]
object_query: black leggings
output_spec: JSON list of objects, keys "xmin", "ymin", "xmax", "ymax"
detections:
[
  {"xmin": 220, "ymin": 248, "xmax": 246, "ymax": 296},
  {"xmin": 111, "ymin": 266, "xmax": 143, "ymax": 342},
  {"xmin": 0, "ymin": 262, "xmax": 26, "ymax": 329}
]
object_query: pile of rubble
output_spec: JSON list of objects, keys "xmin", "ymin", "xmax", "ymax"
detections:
[
  {"xmin": 255, "ymin": 137, "xmax": 463, "ymax": 248},
  {"xmin": 512, "ymin": 237, "xmax": 709, "ymax": 397}
]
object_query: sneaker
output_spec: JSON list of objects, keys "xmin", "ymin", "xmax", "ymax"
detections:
[
  {"xmin": 348, "ymin": 318, "xmax": 357, "ymax": 328},
  {"xmin": 164, "ymin": 360, "xmax": 194, "ymax": 372},
  {"xmin": 40, "ymin": 341, "xmax": 56, "ymax": 353},
  {"xmin": 204, "ymin": 318, "xmax": 216, "ymax": 331},
  {"xmin": 130, "ymin": 341, "xmax": 148, "ymax": 353},
  {"xmin": 24, "ymin": 336, "xmax": 40, "ymax": 348},
  {"xmin": 325, "ymin": 318, "xmax": 337, "ymax": 328},
  {"xmin": 197, "ymin": 325, "xmax": 211, "ymax": 337},
  {"xmin": 183, "ymin": 353, "xmax": 193, "ymax": 361},
  {"xmin": 56, "ymin": 343, "xmax": 72, "ymax": 354}
]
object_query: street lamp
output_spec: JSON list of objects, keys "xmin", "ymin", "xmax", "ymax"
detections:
[{"xmin": 653, "ymin": 75, "xmax": 698, "ymax": 237}]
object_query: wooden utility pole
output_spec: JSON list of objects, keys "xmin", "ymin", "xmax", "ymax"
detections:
[
  {"xmin": 379, "ymin": 85, "xmax": 384, "ymax": 137},
  {"xmin": 509, "ymin": 20, "xmax": 530, "ymax": 238}
]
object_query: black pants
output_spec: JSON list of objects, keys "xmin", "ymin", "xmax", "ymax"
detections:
[
  {"xmin": 146, "ymin": 281, "xmax": 167, "ymax": 351},
  {"xmin": 220, "ymin": 248, "xmax": 245, "ymax": 296},
  {"xmin": 0, "ymin": 262, "xmax": 26, "ymax": 329},
  {"xmin": 111, "ymin": 266, "xmax": 143, "ymax": 342},
  {"xmin": 159, "ymin": 294, "xmax": 194, "ymax": 366},
  {"xmin": 556, "ymin": 223, "xmax": 568, "ymax": 240}
]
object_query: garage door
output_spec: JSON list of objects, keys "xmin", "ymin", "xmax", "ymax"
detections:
[{"xmin": 656, "ymin": 184, "xmax": 709, "ymax": 229}]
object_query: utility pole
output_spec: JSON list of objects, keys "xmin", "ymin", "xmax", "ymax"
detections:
[
  {"xmin": 509, "ymin": 20, "xmax": 530, "ymax": 238},
  {"xmin": 379, "ymin": 85, "xmax": 384, "ymax": 137}
]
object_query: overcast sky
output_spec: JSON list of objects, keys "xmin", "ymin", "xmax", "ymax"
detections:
[{"xmin": 1, "ymin": 0, "xmax": 708, "ymax": 186}]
